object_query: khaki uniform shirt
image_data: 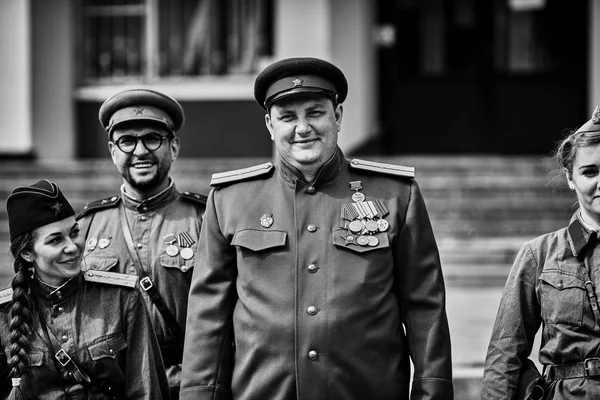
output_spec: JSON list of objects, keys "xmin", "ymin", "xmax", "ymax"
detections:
[
  {"xmin": 78, "ymin": 181, "xmax": 206, "ymax": 390},
  {"xmin": 181, "ymin": 147, "xmax": 453, "ymax": 400},
  {"xmin": 0, "ymin": 272, "xmax": 170, "ymax": 399},
  {"xmin": 482, "ymin": 212, "xmax": 600, "ymax": 399}
]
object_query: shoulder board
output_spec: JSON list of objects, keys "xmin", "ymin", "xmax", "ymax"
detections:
[
  {"xmin": 0, "ymin": 288, "xmax": 12, "ymax": 305},
  {"xmin": 76, "ymin": 195, "xmax": 121, "ymax": 220},
  {"xmin": 83, "ymin": 270, "xmax": 137, "ymax": 288},
  {"xmin": 210, "ymin": 162, "xmax": 274, "ymax": 187},
  {"xmin": 349, "ymin": 158, "xmax": 415, "ymax": 179},
  {"xmin": 181, "ymin": 191, "xmax": 208, "ymax": 206}
]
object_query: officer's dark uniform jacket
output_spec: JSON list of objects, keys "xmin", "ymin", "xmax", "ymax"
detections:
[
  {"xmin": 181, "ymin": 147, "xmax": 453, "ymax": 400},
  {"xmin": 0, "ymin": 270, "xmax": 170, "ymax": 399},
  {"xmin": 77, "ymin": 181, "xmax": 206, "ymax": 377},
  {"xmin": 482, "ymin": 211, "xmax": 600, "ymax": 399}
]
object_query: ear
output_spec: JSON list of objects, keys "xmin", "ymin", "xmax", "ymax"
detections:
[
  {"xmin": 265, "ymin": 113, "xmax": 274, "ymax": 141},
  {"xmin": 108, "ymin": 141, "xmax": 118, "ymax": 166},
  {"xmin": 334, "ymin": 104, "xmax": 344, "ymax": 132},
  {"xmin": 565, "ymin": 168, "xmax": 575, "ymax": 190},
  {"xmin": 170, "ymin": 136, "xmax": 181, "ymax": 162},
  {"xmin": 20, "ymin": 252, "xmax": 32, "ymax": 263}
]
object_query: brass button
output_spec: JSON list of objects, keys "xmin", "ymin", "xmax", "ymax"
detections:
[
  {"xmin": 141, "ymin": 207, "xmax": 148, "ymax": 212},
  {"xmin": 308, "ymin": 350, "xmax": 318, "ymax": 361},
  {"xmin": 58, "ymin": 307, "xmax": 64, "ymax": 314},
  {"xmin": 307, "ymin": 264, "xmax": 318, "ymax": 273},
  {"xmin": 307, "ymin": 224, "xmax": 317, "ymax": 232},
  {"xmin": 140, "ymin": 215, "xmax": 148, "ymax": 221},
  {"xmin": 307, "ymin": 306, "xmax": 318, "ymax": 315},
  {"xmin": 129, "ymin": 267, "xmax": 136, "ymax": 274},
  {"xmin": 306, "ymin": 186, "xmax": 316, "ymax": 194},
  {"xmin": 136, "ymin": 243, "xmax": 143, "ymax": 249},
  {"xmin": 61, "ymin": 335, "xmax": 68, "ymax": 342},
  {"xmin": 56, "ymin": 291, "xmax": 62, "ymax": 299},
  {"xmin": 557, "ymin": 282, "xmax": 564, "ymax": 289},
  {"xmin": 109, "ymin": 348, "xmax": 114, "ymax": 355}
]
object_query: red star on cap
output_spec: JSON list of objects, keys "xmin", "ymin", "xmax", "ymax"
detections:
[
  {"xmin": 292, "ymin": 78, "xmax": 303, "ymax": 87},
  {"xmin": 51, "ymin": 202, "xmax": 63, "ymax": 216}
]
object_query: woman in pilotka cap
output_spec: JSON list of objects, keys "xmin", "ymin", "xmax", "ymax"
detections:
[
  {"xmin": 0, "ymin": 180, "xmax": 170, "ymax": 399},
  {"xmin": 482, "ymin": 106, "xmax": 600, "ymax": 400}
]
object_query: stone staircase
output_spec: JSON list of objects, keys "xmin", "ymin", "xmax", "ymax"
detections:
[{"xmin": 0, "ymin": 155, "xmax": 574, "ymax": 287}]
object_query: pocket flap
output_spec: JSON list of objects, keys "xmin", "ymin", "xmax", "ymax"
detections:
[
  {"xmin": 539, "ymin": 271, "xmax": 585, "ymax": 290},
  {"xmin": 84, "ymin": 255, "xmax": 119, "ymax": 272},
  {"xmin": 88, "ymin": 334, "xmax": 127, "ymax": 361},
  {"xmin": 332, "ymin": 228, "xmax": 390, "ymax": 253},
  {"xmin": 231, "ymin": 229, "xmax": 287, "ymax": 251}
]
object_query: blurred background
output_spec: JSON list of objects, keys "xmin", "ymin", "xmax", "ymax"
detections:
[{"xmin": 1, "ymin": 0, "xmax": 599, "ymax": 397}]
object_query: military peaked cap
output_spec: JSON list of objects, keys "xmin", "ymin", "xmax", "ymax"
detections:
[
  {"xmin": 6, "ymin": 179, "xmax": 75, "ymax": 242},
  {"xmin": 254, "ymin": 57, "xmax": 348, "ymax": 110},
  {"xmin": 575, "ymin": 106, "xmax": 600, "ymax": 134},
  {"xmin": 99, "ymin": 88, "xmax": 185, "ymax": 135}
]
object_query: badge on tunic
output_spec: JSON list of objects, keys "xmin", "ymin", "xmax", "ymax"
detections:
[
  {"xmin": 180, "ymin": 248, "xmax": 194, "ymax": 260},
  {"xmin": 260, "ymin": 213, "xmax": 274, "ymax": 228},
  {"xmin": 163, "ymin": 233, "xmax": 179, "ymax": 257},
  {"xmin": 98, "ymin": 237, "xmax": 111, "ymax": 249},
  {"xmin": 349, "ymin": 181, "xmax": 365, "ymax": 202},
  {"xmin": 377, "ymin": 218, "xmax": 389, "ymax": 232},
  {"xmin": 87, "ymin": 238, "xmax": 98, "ymax": 252}
]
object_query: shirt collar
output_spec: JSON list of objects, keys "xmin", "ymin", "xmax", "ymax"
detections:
[
  {"xmin": 32, "ymin": 273, "xmax": 82, "ymax": 303},
  {"xmin": 568, "ymin": 210, "xmax": 598, "ymax": 257},
  {"xmin": 277, "ymin": 146, "xmax": 345, "ymax": 187},
  {"xmin": 120, "ymin": 179, "xmax": 177, "ymax": 212}
]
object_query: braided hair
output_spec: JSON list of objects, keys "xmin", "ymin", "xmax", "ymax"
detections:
[{"xmin": 6, "ymin": 231, "xmax": 36, "ymax": 399}]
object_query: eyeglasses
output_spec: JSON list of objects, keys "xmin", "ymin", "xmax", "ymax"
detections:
[{"xmin": 113, "ymin": 133, "xmax": 171, "ymax": 154}]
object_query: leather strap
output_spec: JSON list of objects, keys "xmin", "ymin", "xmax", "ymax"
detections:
[
  {"xmin": 118, "ymin": 205, "xmax": 184, "ymax": 364},
  {"xmin": 547, "ymin": 358, "xmax": 600, "ymax": 380}
]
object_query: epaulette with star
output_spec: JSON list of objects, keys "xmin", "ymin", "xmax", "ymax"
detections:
[
  {"xmin": 83, "ymin": 270, "xmax": 137, "ymax": 288},
  {"xmin": 210, "ymin": 162, "xmax": 274, "ymax": 187},
  {"xmin": 181, "ymin": 191, "xmax": 208, "ymax": 206},
  {"xmin": 0, "ymin": 288, "xmax": 12, "ymax": 306},
  {"xmin": 76, "ymin": 195, "xmax": 121, "ymax": 220},
  {"xmin": 348, "ymin": 159, "xmax": 415, "ymax": 179}
]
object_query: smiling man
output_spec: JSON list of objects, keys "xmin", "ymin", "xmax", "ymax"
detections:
[
  {"xmin": 181, "ymin": 57, "xmax": 454, "ymax": 400},
  {"xmin": 77, "ymin": 88, "xmax": 207, "ymax": 399}
]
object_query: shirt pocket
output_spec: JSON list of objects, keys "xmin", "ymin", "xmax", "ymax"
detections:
[
  {"xmin": 539, "ymin": 270, "xmax": 585, "ymax": 326},
  {"xmin": 83, "ymin": 254, "xmax": 119, "ymax": 272},
  {"xmin": 88, "ymin": 333, "xmax": 127, "ymax": 361},
  {"xmin": 231, "ymin": 229, "xmax": 287, "ymax": 251},
  {"xmin": 331, "ymin": 228, "xmax": 390, "ymax": 253},
  {"xmin": 159, "ymin": 244, "xmax": 197, "ymax": 273}
]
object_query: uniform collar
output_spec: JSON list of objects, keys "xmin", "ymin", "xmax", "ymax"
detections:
[
  {"xmin": 278, "ymin": 146, "xmax": 345, "ymax": 187},
  {"xmin": 32, "ymin": 273, "xmax": 82, "ymax": 304},
  {"xmin": 120, "ymin": 179, "xmax": 178, "ymax": 212},
  {"xmin": 568, "ymin": 210, "xmax": 598, "ymax": 257}
]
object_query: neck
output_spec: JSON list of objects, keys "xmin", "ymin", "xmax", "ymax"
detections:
[
  {"xmin": 580, "ymin": 209, "xmax": 600, "ymax": 231},
  {"xmin": 122, "ymin": 179, "xmax": 170, "ymax": 201}
]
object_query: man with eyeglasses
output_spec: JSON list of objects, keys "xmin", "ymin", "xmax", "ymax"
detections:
[{"xmin": 77, "ymin": 88, "xmax": 207, "ymax": 400}]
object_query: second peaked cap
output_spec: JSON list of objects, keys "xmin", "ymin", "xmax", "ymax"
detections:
[
  {"xmin": 99, "ymin": 88, "xmax": 185, "ymax": 135},
  {"xmin": 254, "ymin": 57, "xmax": 348, "ymax": 110},
  {"xmin": 575, "ymin": 106, "xmax": 600, "ymax": 134}
]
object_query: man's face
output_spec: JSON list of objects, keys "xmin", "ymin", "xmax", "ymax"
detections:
[
  {"xmin": 265, "ymin": 94, "xmax": 343, "ymax": 172},
  {"xmin": 108, "ymin": 123, "xmax": 179, "ymax": 195}
]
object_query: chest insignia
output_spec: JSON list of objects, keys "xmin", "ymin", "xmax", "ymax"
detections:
[
  {"xmin": 98, "ymin": 237, "xmax": 111, "ymax": 249},
  {"xmin": 163, "ymin": 233, "xmax": 179, "ymax": 257},
  {"xmin": 260, "ymin": 213, "xmax": 274, "ymax": 228},
  {"xmin": 87, "ymin": 237, "xmax": 98, "ymax": 252},
  {"xmin": 178, "ymin": 231, "xmax": 196, "ymax": 260},
  {"xmin": 341, "ymin": 181, "xmax": 390, "ymax": 247}
]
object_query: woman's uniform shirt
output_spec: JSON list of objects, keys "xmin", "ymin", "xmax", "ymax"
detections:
[
  {"xmin": 0, "ymin": 270, "xmax": 170, "ymax": 399},
  {"xmin": 482, "ymin": 212, "xmax": 600, "ymax": 399},
  {"xmin": 181, "ymin": 147, "xmax": 453, "ymax": 400}
]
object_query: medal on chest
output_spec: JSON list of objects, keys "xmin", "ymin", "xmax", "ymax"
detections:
[
  {"xmin": 341, "ymin": 181, "xmax": 389, "ymax": 247},
  {"xmin": 178, "ymin": 231, "xmax": 196, "ymax": 260},
  {"xmin": 163, "ymin": 233, "xmax": 179, "ymax": 257}
]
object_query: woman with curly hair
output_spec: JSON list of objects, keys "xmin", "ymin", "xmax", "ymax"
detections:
[{"xmin": 0, "ymin": 179, "xmax": 170, "ymax": 399}]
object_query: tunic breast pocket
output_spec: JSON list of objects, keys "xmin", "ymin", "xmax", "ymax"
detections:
[
  {"xmin": 83, "ymin": 254, "xmax": 119, "ymax": 272},
  {"xmin": 87, "ymin": 333, "xmax": 128, "ymax": 383},
  {"xmin": 539, "ymin": 270, "xmax": 585, "ymax": 327},
  {"xmin": 231, "ymin": 229, "xmax": 287, "ymax": 252},
  {"xmin": 159, "ymin": 244, "xmax": 197, "ymax": 273}
]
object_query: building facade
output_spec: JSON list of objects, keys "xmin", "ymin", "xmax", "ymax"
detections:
[{"xmin": 0, "ymin": 0, "xmax": 599, "ymax": 159}]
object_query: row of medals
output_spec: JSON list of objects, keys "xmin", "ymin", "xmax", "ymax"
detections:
[
  {"xmin": 163, "ymin": 232, "xmax": 195, "ymax": 260},
  {"xmin": 341, "ymin": 181, "xmax": 389, "ymax": 247}
]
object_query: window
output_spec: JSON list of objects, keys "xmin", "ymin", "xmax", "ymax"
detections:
[{"xmin": 78, "ymin": 0, "xmax": 273, "ymax": 83}]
